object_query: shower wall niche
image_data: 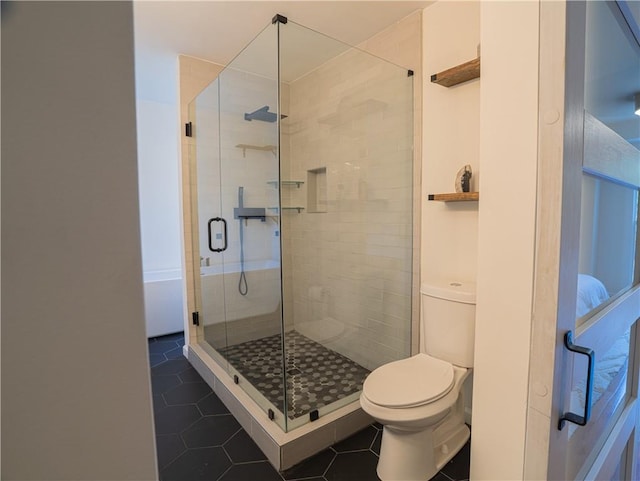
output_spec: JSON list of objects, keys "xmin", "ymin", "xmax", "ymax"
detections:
[{"xmin": 186, "ymin": 15, "xmax": 414, "ymax": 437}]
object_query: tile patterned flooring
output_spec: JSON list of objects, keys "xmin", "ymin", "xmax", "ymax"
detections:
[
  {"xmin": 150, "ymin": 332, "xmax": 471, "ymax": 481},
  {"xmin": 219, "ymin": 330, "xmax": 370, "ymax": 419}
]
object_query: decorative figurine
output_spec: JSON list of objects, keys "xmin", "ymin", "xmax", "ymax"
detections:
[{"xmin": 455, "ymin": 164, "xmax": 472, "ymax": 193}]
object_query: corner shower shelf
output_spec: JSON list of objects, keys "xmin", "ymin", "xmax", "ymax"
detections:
[
  {"xmin": 428, "ymin": 192, "xmax": 479, "ymax": 202},
  {"xmin": 267, "ymin": 180, "xmax": 304, "ymax": 188},
  {"xmin": 236, "ymin": 144, "xmax": 277, "ymax": 157},
  {"xmin": 430, "ymin": 57, "xmax": 480, "ymax": 87},
  {"xmin": 268, "ymin": 206, "xmax": 305, "ymax": 213}
]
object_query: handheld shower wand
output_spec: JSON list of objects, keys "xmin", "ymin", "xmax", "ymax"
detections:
[{"xmin": 237, "ymin": 187, "xmax": 248, "ymax": 296}]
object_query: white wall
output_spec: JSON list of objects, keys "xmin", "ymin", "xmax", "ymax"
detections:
[
  {"xmin": 137, "ymin": 98, "xmax": 182, "ymax": 273},
  {"xmin": 471, "ymin": 2, "xmax": 540, "ymax": 479},
  {"xmin": 422, "ymin": 1, "xmax": 480, "ymax": 284},
  {"xmin": 2, "ymin": 2, "xmax": 158, "ymax": 479},
  {"xmin": 134, "ymin": 36, "xmax": 183, "ymax": 276},
  {"xmin": 135, "ymin": 40, "xmax": 183, "ymax": 338}
]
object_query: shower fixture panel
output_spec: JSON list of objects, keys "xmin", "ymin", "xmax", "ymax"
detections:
[
  {"xmin": 235, "ymin": 184, "xmax": 266, "ymax": 221},
  {"xmin": 233, "ymin": 207, "xmax": 267, "ymax": 221}
]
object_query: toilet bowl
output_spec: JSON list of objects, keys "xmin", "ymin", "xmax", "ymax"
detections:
[
  {"xmin": 360, "ymin": 280, "xmax": 475, "ymax": 481},
  {"xmin": 361, "ymin": 354, "xmax": 470, "ymax": 481}
]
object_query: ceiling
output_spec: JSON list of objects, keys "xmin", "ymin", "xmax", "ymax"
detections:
[
  {"xmin": 134, "ymin": 1, "xmax": 431, "ymax": 65},
  {"xmin": 133, "ymin": 1, "xmax": 432, "ymax": 102},
  {"xmin": 133, "ymin": 1, "xmax": 638, "ymax": 147}
]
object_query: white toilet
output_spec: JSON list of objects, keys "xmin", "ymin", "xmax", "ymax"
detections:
[{"xmin": 360, "ymin": 280, "xmax": 475, "ymax": 481}]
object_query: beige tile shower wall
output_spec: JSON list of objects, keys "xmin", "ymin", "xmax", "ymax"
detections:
[
  {"xmin": 358, "ymin": 10, "xmax": 422, "ymax": 355},
  {"xmin": 286, "ymin": 13, "xmax": 422, "ymax": 371},
  {"xmin": 279, "ymin": 84, "xmax": 295, "ymax": 332},
  {"xmin": 179, "ymin": 55, "xmax": 224, "ymax": 346}
]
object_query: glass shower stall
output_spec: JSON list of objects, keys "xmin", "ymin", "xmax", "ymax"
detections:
[{"xmin": 188, "ymin": 15, "xmax": 414, "ymax": 433}]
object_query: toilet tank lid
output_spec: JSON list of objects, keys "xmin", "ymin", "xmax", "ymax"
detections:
[{"xmin": 421, "ymin": 280, "xmax": 476, "ymax": 304}]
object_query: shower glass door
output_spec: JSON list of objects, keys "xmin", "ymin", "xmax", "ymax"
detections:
[
  {"xmin": 190, "ymin": 22, "xmax": 288, "ymax": 430},
  {"xmin": 188, "ymin": 15, "xmax": 414, "ymax": 434},
  {"xmin": 279, "ymin": 20, "xmax": 414, "ymax": 430}
]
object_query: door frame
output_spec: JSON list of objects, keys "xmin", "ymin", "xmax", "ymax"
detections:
[{"xmin": 525, "ymin": 1, "xmax": 640, "ymax": 479}]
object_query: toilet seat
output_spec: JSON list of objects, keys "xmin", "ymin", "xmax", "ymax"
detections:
[{"xmin": 363, "ymin": 353, "xmax": 454, "ymax": 408}]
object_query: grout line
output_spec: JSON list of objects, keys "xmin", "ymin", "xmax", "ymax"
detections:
[
  {"xmin": 333, "ymin": 447, "xmax": 371, "ymax": 454},
  {"xmin": 155, "ymin": 433, "xmax": 188, "ymax": 471},
  {"xmin": 215, "ymin": 463, "xmax": 234, "ymax": 481},
  {"xmin": 282, "ymin": 475, "xmax": 326, "ymax": 481},
  {"xmin": 368, "ymin": 429, "xmax": 379, "ymax": 451},
  {"xmin": 229, "ymin": 459, "xmax": 271, "ymax": 466},
  {"xmin": 221, "ymin": 427, "xmax": 244, "ymax": 448},
  {"xmin": 177, "ymin": 412, "xmax": 208, "ymax": 435},
  {"xmin": 321, "ymin": 451, "xmax": 338, "ymax": 478}
]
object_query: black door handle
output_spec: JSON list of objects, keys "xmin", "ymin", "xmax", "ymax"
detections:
[
  {"xmin": 558, "ymin": 330, "xmax": 595, "ymax": 430},
  {"xmin": 207, "ymin": 217, "xmax": 227, "ymax": 252}
]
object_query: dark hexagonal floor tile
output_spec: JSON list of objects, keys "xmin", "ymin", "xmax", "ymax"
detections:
[
  {"xmin": 149, "ymin": 340, "xmax": 181, "ymax": 355},
  {"xmin": 223, "ymin": 429, "xmax": 267, "ymax": 463},
  {"xmin": 282, "ymin": 449, "xmax": 335, "ymax": 480},
  {"xmin": 165, "ymin": 346, "xmax": 185, "ymax": 359},
  {"xmin": 161, "ymin": 332, "xmax": 185, "ymax": 342},
  {"xmin": 150, "ymin": 353, "xmax": 167, "ymax": 367},
  {"xmin": 160, "ymin": 446, "xmax": 231, "ymax": 481},
  {"xmin": 197, "ymin": 392, "xmax": 229, "ymax": 415},
  {"xmin": 164, "ymin": 381, "xmax": 212, "ymax": 405},
  {"xmin": 325, "ymin": 451, "xmax": 380, "ymax": 481},
  {"xmin": 371, "ymin": 430, "xmax": 381, "ymax": 456},
  {"xmin": 156, "ymin": 434, "xmax": 186, "ymax": 470},
  {"xmin": 179, "ymin": 367, "xmax": 205, "ymax": 383},
  {"xmin": 152, "ymin": 358, "xmax": 192, "ymax": 376},
  {"xmin": 440, "ymin": 441, "xmax": 470, "ymax": 481},
  {"xmin": 153, "ymin": 394, "xmax": 168, "ymax": 413},
  {"xmin": 332, "ymin": 425, "xmax": 378, "ymax": 452},
  {"xmin": 155, "ymin": 404, "xmax": 202, "ymax": 435},
  {"xmin": 152, "ymin": 374, "xmax": 182, "ymax": 396},
  {"xmin": 217, "ymin": 461, "xmax": 283, "ymax": 481},
  {"xmin": 181, "ymin": 414, "xmax": 241, "ymax": 448}
]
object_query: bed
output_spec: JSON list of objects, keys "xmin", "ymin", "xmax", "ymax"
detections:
[{"xmin": 570, "ymin": 274, "xmax": 630, "ymax": 436}]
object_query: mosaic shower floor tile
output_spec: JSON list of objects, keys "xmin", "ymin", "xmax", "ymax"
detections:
[{"xmin": 218, "ymin": 331, "xmax": 370, "ymax": 419}]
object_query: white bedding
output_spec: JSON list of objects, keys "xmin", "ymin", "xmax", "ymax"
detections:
[
  {"xmin": 570, "ymin": 274, "xmax": 630, "ymax": 437},
  {"xmin": 576, "ymin": 274, "xmax": 610, "ymax": 318},
  {"xmin": 570, "ymin": 330, "xmax": 630, "ymax": 412}
]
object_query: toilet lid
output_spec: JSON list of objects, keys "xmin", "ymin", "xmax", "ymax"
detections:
[{"xmin": 363, "ymin": 354, "xmax": 455, "ymax": 408}]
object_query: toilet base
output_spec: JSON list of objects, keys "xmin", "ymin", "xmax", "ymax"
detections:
[{"xmin": 377, "ymin": 421, "xmax": 470, "ymax": 481}]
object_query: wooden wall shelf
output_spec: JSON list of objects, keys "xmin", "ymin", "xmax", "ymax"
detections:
[
  {"xmin": 431, "ymin": 57, "xmax": 480, "ymax": 87},
  {"xmin": 428, "ymin": 192, "xmax": 479, "ymax": 202}
]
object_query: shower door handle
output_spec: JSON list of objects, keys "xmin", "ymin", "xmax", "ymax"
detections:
[{"xmin": 207, "ymin": 217, "xmax": 228, "ymax": 253}]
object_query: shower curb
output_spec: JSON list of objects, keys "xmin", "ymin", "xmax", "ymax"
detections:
[{"xmin": 185, "ymin": 343, "xmax": 373, "ymax": 471}]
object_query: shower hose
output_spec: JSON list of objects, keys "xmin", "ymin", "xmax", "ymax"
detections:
[
  {"xmin": 238, "ymin": 216, "xmax": 248, "ymax": 296},
  {"xmin": 236, "ymin": 186, "xmax": 249, "ymax": 296}
]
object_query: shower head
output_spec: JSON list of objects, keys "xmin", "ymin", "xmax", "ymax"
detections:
[{"xmin": 244, "ymin": 106, "xmax": 287, "ymax": 123}]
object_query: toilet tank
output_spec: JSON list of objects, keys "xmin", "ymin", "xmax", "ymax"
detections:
[{"xmin": 421, "ymin": 280, "xmax": 476, "ymax": 368}]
